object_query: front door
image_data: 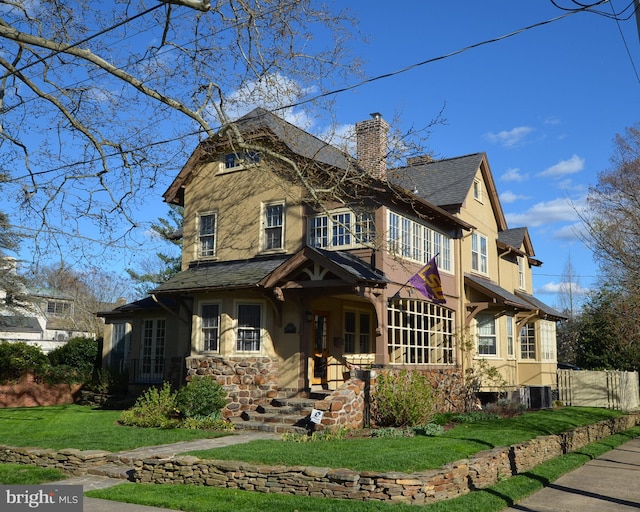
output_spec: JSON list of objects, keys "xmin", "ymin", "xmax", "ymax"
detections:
[
  {"xmin": 312, "ymin": 311, "xmax": 329, "ymax": 386},
  {"xmin": 140, "ymin": 318, "xmax": 165, "ymax": 383}
]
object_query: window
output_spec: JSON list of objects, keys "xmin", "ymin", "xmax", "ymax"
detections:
[
  {"xmin": 344, "ymin": 311, "xmax": 371, "ymax": 354},
  {"xmin": 387, "ymin": 299, "xmax": 454, "ymax": 364},
  {"xmin": 110, "ymin": 322, "xmax": 130, "ymax": 370},
  {"xmin": 264, "ymin": 202, "xmax": 284, "ymax": 251},
  {"xmin": 308, "ymin": 209, "xmax": 376, "ymax": 250},
  {"xmin": 506, "ymin": 315, "xmax": 515, "ymax": 357},
  {"xmin": 201, "ymin": 304, "xmax": 220, "ymax": 352},
  {"xmin": 236, "ymin": 304, "xmax": 262, "ymax": 352},
  {"xmin": 386, "ymin": 211, "xmax": 453, "ymax": 272},
  {"xmin": 141, "ymin": 319, "xmax": 165, "ymax": 382},
  {"xmin": 224, "ymin": 150, "xmax": 260, "ymax": 169},
  {"xmin": 476, "ymin": 314, "xmax": 497, "ymax": 356},
  {"xmin": 473, "ymin": 179, "xmax": 482, "ymax": 202},
  {"xmin": 540, "ymin": 320, "xmax": 555, "ymax": 361},
  {"xmin": 198, "ymin": 213, "xmax": 217, "ymax": 258},
  {"xmin": 471, "ymin": 232, "xmax": 488, "ymax": 274},
  {"xmin": 520, "ymin": 322, "xmax": 536, "ymax": 360},
  {"xmin": 518, "ymin": 256, "xmax": 526, "ymax": 289},
  {"xmin": 332, "ymin": 212, "xmax": 351, "ymax": 246},
  {"xmin": 47, "ymin": 300, "xmax": 72, "ymax": 316}
]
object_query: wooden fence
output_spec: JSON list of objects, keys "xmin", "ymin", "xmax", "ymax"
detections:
[{"xmin": 557, "ymin": 369, "xmax": 640, "ymax": 410}]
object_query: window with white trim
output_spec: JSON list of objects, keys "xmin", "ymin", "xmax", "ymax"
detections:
[
  {"xmin": 236, "ymin": 303, "xmax": 262, "ymax": 352},
  {"xmin": 263, "ymin": 202, "xmax": 284, "ymax": 251},
  {"xmin": 201, "ymin": 303, "xmax": 220, "ymax": 352},
  {"xmin": 198, "ymin": 212, "xmax": 217, "ymax": 258},
  {"xmin": 344, "ymin": 310, "xmax": 371, "ymax": 354},
  {"xmin": 520, "ymin": 322, "xmax": 536, "ymax": 360},
  {"xmin": 224, "ymin": 150, "xmax": 260, "ymax": 170},
  {"xmin": 473, "ymin": 179, "xmax": 482, "ymax": 202},
  {"xmin": 506, "ymin": 314, "xmax": 515, "ymax": 357},
  {"xmin": 518, "ymin": 256, "xmax": 526, "ymax": 289},
  {"xmin": 47, "ymin": 300, "xmax": 72, "ymax": 316},
  {"xmin": 308, "ymin": 209, "xmax": 375, "ymax": 249},
  {"xmin": 387, "ymin": 211, "xmax": 453, "ymax": 272},
  {"xmin": 387, "ymin": 299, "xmax": 454, "ymax": 364},
  {"xmin": 476, "ymin": 314, "xmax": 497, "ymax": 356},
  {"xmin": 471, "ymin": 232, "xmax": 488, "ymax": 274},
  {"xmin": 540, "ymin": 320, "xmax": 556, "ymax": 361}
]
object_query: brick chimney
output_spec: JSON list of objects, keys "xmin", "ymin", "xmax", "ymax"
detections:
[{"xmin": 356, "ymin": 112, "xmax": 389, "ymax": 180}]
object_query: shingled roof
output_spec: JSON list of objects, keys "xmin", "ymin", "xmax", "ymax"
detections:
[{"xmin": 389, "ymin": 153, "xmax": 486, "ymax": 209}]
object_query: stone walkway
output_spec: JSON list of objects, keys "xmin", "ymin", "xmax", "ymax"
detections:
[{"xmin": 50, "ymin": 431, "xmax": 279, "ymax": 512}]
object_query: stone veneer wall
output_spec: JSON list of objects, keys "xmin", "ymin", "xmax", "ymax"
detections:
[
  {"xmin": 185, "ymin": 356, "xmax": 280, "ymax": 418},
  {"xmin": 0, "ymin": 414, "xmax": 637, "ymax": 504},
  {"xmin": 312, "ymin": 379, "xmax": 366, "ymax": 430}
]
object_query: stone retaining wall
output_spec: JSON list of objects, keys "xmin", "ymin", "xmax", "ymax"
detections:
[
  {"xmin": 132, "ymin": 413, "xmax": 640, "ymax": 504},
  {"xmin": 312, "ymin": 379, "xmax": 366, "ymax": 430},
  {"xmin": 1, "ymin": 413, "xmax": 638, "ymax": 505}
]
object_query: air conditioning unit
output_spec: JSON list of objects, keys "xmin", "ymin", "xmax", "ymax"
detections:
[
  {"xmin": 528, "ymin": 386, "xmax": 552, "ymax": 409},
  {"xmin": 56, "ymin": 333, "xmax": 68, "ymax": 342}
]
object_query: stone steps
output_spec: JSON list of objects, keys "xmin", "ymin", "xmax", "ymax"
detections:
[
  {"xmin": 87, "ymin": 463, "xmax": 134, "ymax": 481},
  {"xmin": 230, "ymin": 389, "xmax": 332, "ymax": 434}
]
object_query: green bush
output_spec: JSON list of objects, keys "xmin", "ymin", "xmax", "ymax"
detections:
[
  {"xmin": 47, "ymin": 337, "xmax": 98, "ymax": 378},
  {"xmin": 118, "ymin": 382, "xmax": 180, "ymax": 428},
  {"xmin": 0, "ymin": 341, "xmax": 50, "ymax": 383},
  {"xmin": 371, "ymin": 369, "xmax": 436, "ymax": 427},
  {"xmin": 175, "ymin": 376, "xmax": 227, "ymax": 419}
]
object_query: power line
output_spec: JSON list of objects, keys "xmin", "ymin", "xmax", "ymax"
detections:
[{"xmin": 5, "ymin": 3, "xmax": 616, "ymax": 184}]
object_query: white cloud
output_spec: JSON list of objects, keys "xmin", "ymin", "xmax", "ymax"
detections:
[
  {"xmin": 212, "ymin": 73, "xmax": 316, "ymax": 129},
  {"xmin": 535, "ymin": 281, "xmax": 590, "ymax": 295},
  {"xmin": 538, "ymin": 154, "xmax": 584, "ymax": 178},
  {"xmin": 552, "ymin": 222, "xmax": 588, "ymax": 242},
  {"xmin": 500, "ymin": 190, "xmax": 530, "ymax": 204},
  {"xmin": 505, "ymin": 196, "xmax": 585, "ymax": 227},
  {"xmin": 485, "ymin": 126, "xmax": 534, "ymax": 148},
  {"xmin": 501, "ymin": 167, "xmax": 528, "ymax": 182}
]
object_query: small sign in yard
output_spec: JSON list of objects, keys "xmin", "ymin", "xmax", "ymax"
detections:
[{"xmin": 310, "ymin": 409, "xmax": 323, "ymax": 424}]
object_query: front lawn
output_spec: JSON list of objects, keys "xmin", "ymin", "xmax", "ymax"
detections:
[
  {"xmin": 0, "ymin": 404, "xmax": 231, "ymax": 451},
  {"xmin": 0, "ymin": 464, "xmax": 66, "ymax": 485},
  {"xmin": 184, "ymin": 407, "xmax": 624, "ymax": 472},
  {"xmin": 85, "ymin": 427, "xmax": 640, "ymax": 512}
]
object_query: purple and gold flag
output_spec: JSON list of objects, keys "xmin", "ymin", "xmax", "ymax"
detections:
[{"xmin": 409, "ymin": 255, "xmax": 446, "ymax": 304}]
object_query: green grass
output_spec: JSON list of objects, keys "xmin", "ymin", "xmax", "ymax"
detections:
[
  {"xmin": 183, "ymin": 407, "xmax": 624, "ymax": 472},
  {"xmin": 85, "ymin": 426, "xmax": 640, "ymax": 512},
  {"xmin": 0, "ymin": 464, "xmax": 66, "ymax": 485},
  {"xmin": 0, "ymin": 404, "xmax": 231, "ymax": 451}
]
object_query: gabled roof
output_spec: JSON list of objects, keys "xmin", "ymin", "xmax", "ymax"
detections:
[
  {"xmin": 97, "ymin": 296, "xmax": 178, "ymax": 317},
  {"xmin": 164, "ymin": 107, "xmax": 351, "ymax": 205},
  {"xmin": 389, "ymin": 152, "xmax": 507, "ymax": 231},
  {"xmin": 497, "ymin": 227, "xmax": 542, "ymax": 266}
]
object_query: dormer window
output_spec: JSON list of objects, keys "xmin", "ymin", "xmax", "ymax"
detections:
[{"xmin": 224, "ymin": 150, "xmax": 260, "ymax": 170}]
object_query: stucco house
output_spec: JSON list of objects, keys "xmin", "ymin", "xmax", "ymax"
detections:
[{"xmin": 99, "ymin": 108, "xmax": 565, "ymax": 418}]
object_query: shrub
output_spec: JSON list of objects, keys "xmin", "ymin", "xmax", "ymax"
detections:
[
  {"xmin": 181, "ymin": 417, "xmax": 234, "ymax": 431},
  {"xmin": 47, "ymin": 337, "xmax": 98, "ymax": 379},
  {"xmin": 118, "ymin": 382, "xmax": 180, "ymax": 428},
  {"xmin": 175, "ymin": 376, "xmax": 227, "ymax": 419},
  {"xmin": 371, "ymin": 369, "xmax": 436, "ymax": 427},
  {"xmin": 0, "ymin": 341, "xmax": 50, "ymax": 383}
]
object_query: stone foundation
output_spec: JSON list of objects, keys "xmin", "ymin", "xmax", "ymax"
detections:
[{"xmin": 185, "ymin": 356, "xmax": 280, "ymax": 418}]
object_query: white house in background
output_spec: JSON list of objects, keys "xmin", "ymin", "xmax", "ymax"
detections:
[{"xmin": 0, "ymin": 258, "xmax": 94, "ymax": 353}]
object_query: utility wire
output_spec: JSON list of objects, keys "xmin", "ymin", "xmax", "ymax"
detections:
[
  {"xmin": 609, "ymin": 0, "xmax": 640, "ymax": 83},
  {"xmin": 2, "ymin": 1, "xmax": 624, "ymax": 185}
]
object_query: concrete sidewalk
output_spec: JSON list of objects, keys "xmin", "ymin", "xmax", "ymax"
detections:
[{"xmin": 502, "ymin": 436, "xmax": 640, "ymax": 511}]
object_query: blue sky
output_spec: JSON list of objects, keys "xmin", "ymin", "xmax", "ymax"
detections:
[{"xmin": 320, "ymin": 0, "xmax": 640, "ymax": 306}]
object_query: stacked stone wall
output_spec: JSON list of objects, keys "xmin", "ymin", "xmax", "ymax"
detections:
[
  {"xmin": 1, "ymin": 413, "xmax": 638, "ymax": 504},
  {"xmin": 0, "ymin": 373, "xmax": 83, "ymax": 408},
  {"xmin": 186, "ymin": 356, "xmax": 279, "ymax": 418}
]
